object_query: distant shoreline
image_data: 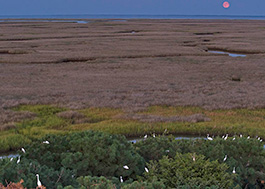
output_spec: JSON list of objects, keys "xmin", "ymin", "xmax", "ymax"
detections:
[{"xmin": 0, "ymin": 14, "xmax": 265, "ymax": 20}]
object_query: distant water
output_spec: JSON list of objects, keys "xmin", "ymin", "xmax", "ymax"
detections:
[{"xmin": 0, "ymin": 14, "xmax": 265, "ymax": 20}]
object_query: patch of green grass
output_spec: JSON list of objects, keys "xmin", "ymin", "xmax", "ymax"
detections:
[
  {"xmin": 79, "ymin": 107, "xmax": 123, "ymax": 122},
  {"xmin": 0, "ymin": 104, "xmax": 264, "ymax": 153},
  {"xmin": 12, "ymin": 104, "xmax": 67, "ymax": 116},
  {"xmin": 140, "ymin": 105, "xmax": 204, "ymax": 116}
]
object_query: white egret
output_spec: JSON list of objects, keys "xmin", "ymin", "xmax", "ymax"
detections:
[
  {"xmin": 258, "ymin": 137, "xmax": 261, "ymax": 140},
  {"xmin": 36, "ymin": 174, "xmax": 42, "ymax": 187},
  {"xmin": 145, "ymin": 167, "xmax": 149, "ymax": 173},
  {"xmin": 144, "ymin": 135, "xmax": 147, "ymax": 139},
  {"xmin": 224, "ymin": 134, "xmax": 228, "ymax": 140},
  {"xmin": 207, "ymin": 134, "xmax": 213, "ymax": 141},
  {"xmin": 223, "ymin": 155, "xmax": 227, "ymax": 162},
  {"xmin": 165, "ymin": 150, "xmax": 170, "ymax": 153},
  {"xmin": 233, "ymin": 137, "xmax": 236, "ymax": 140},
  {"xmin": 232, "ymin": 167, "xmax": 236, "ymax": 174},
  {"xmin": 240, "ymin": 134, "xmax": 242, "ymax": 138},
  {"xmin": 260, "ymin": 139, "xmax": 263, "ymax": 142},
  {"xmin": 247, "ymin": 136, "xmax": 250, "ymax": 139},
  {"xmin": 10, "ymin": 157, "xmax": 13, "ymax": 161},
  {"xmin": 21, "ymin": 148, "xmax": 26, "ymax": 153},
  {"xmin": 123, "ymin": 165, "xmax": 129, "ymax": 170},
  {"xmin": 17, "ymin": 156, "xmax": 20, "ymax": 164},
  {"xmin": 164, "ymin": 128, "xmax": 167, "ymax": 133},
  {"xmin": 120, "ymin": 176, "xmax": 123, "ymax": 183},
  {"xmin": 43, "ymin": 141, "xmax": 50, "ymax": 144},
  {"xmin": 152, "ymin": 133, "xmax": 156, "ymax": 138}
]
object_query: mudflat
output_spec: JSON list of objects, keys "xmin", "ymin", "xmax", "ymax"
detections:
[{"xmin": 0, "ymin": 19, "xmax": 265, "ymax": 111}]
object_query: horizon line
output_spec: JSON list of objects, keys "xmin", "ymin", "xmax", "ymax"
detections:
[{"xmin": 0, "ymin": 14, "xmax": 265, "ymax": 17}]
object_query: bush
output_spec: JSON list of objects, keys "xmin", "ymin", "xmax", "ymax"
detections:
[
  {"xmin": 24, "ymin": 131, "xmax": 145, "ymax": 180},
  {"xmin": 145, "ymin": 152, "xmax": 234, "ymax": 188},
  {"xmin": 122, "ymin": 180, "xmax": 166, "ymax": 189},
  {"xmin": 134, "ymin": 135, "xmax": 181, "ymax": 162},
  {"xmin": 191, "ymin": 137, "xmax": 265, "ymax": 188},
  {"xmin": 0, "ymin": 157, "xmax": 77, "ymax": 188}
]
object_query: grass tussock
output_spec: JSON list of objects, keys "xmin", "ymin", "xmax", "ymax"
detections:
[{"xmin": 0, "ymin": 104, "xmax": 264, "ymax": 153}]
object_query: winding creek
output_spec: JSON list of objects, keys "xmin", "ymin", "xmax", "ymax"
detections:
[{"xmin": 208, "ymin": 50, "xmax": 246, "ymax": 57}]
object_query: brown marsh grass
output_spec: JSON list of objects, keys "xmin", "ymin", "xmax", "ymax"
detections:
[{"xmin": 0, "ymin": 19, "xmax": 264, "ymax": 153}]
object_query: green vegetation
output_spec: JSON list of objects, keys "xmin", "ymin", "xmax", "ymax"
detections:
[
  {"xmin": 135, "ymin": 136, "xmax": 265, "ymax": 188},
  {"xmin": 145, "ymin": 153, "xmax": 234, "ymax": 188},
  {"xmin": 0, "ymin": 104, "xmax": 264, "ymax": 153},
  {"xmin": 0, "ymin": 132, "xmax": 264, "ymax": 188}
]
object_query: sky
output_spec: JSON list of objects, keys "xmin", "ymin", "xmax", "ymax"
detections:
[{"xmin": 0, "ymin": 0, "xmax": 264, "ymax": 16}]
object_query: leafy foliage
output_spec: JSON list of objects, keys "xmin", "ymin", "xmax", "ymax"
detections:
[
  {"xmin": 0, "ymin": 157, "xmax": 77, "ymax": 188},
  {"xmin": 191, "ymin": 137, "xmax": 265, "ymax": 188},
  {"xmin": 134, "ymin": 135, "xmax": 181, "ymax": 162},
  {"xmin": 64, "ymin": 176, "xmax": 117, "ymax": 189},
  {"xmin": 135, "ymin": 135, "xmax": 265, "ymax": 188},
  {"xmin": 145, "ymin": 153, "xmax": 234, "ymax": 188},
  {"xmin": 24, "ymin": 131, "xmax": 145, "ymax": 179},
  {"xmin": 1, "ymin": 132, "xmax": 264, "ymax": 188}
]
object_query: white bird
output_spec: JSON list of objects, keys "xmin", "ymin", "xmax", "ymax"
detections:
[
  {"xmin": 120, "ymin": 176, "xmax": 123, "ymax": 183},
  {"xmin": 192, "ymin": 156, "xmax": 196, "ymax": 162},
  {"xmin": 145, "ymin": 167, "xmax": 149, "ymax": 173},
  {"xmin": 21, "ymin": 148, "xmax": 26, "ymax": 153},
  {"xmin": 232, "ymin": 167, "xmax": 236, "ymax": 174},
  {"xmin": 144, "ymin": 135, "xmax": 147, "ymax": 139},
  {"xmin": 233, "ymin": 137, "xmax": 236, "ymax": 140},
  {"xmin": 260, "ymin": 139, "xmax": 263, "ymax": 142},
  {"xmin": 43, "ymin": 141, "xmax": 50, "ymax": 144},
  {"xmin": 36, "ymin": 174, "xmax": 42, "ymax": 187},
  {"xmin": 224, "ymin": 134, "xmax": 228, "ymax": 140},
  {"xmin": 247, "ymin": 136, "xmax": 250, "ymax": 139},
  {"xmin": 223, "ymin": 155, "xmax": 227, "ymax": 162},
  {"xmin": 240, "ymin": 134, "xmax": 242, "ymax": 138},
  {"xmin": 123, "ymin": 165, "xmax": 129, "ymax": 170},
  {"xmin": 164, "ymin": 128, "xmax": 167, "ymax": 133},
  {"xmin": 258, "ymin": 137, "xmax": 261, "ymax": 140},
  {"xmin": 152, "ymin": 133, "xmax": 156, "ymax": 138},
  {"xmin": 222, "ymin": 135, "xmax": 225, "ymax": 139},
  {"xmin": 10, "ymin": 157, "xmax": 13, "ymax": 161},
  {"xmin": 17, "ymin": 156, "xmax": 20, "ymax": 164},
  {"xmin": 207, "ymin": 134, "xmax": 213, "ymax": 141},
  {"xmin": 165, "ymin": 150, "xmax": 170, "ymax": 153}
]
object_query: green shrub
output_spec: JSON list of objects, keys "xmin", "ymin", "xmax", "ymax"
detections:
[
  {"xmin": 191, "ymin": 137, "xmax": 265, "ymax": 188},
  {"xmin": 145, "ymin": 152, "xmax": 234, "ymax": 188},
  {"xmin": 76, "ymin": 176, "xmax": 116, "ymax": 189},
  {"xmin": 0, "ymin": 157, "xmax": 77, "ymax": 188},
  {"xmin": 135, "ymin": 136, "xmax": 265, "ymax": 188},
  {"xmin": 122, "ymin": 180, "xmax": 166, "ymax": 189},
  {"xmin": 134, "ymin": 135, "xmax": 181, "ymax": 162},
  {"xmin": 24, "ymin": 131, "xmax": 145, "ymax": 180}
]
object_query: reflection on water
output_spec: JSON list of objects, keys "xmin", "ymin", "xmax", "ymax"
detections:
[
  {"xmin": 129, "ymin": 136, "xmax": 205, "ymax": 144},
  {"xmin": 208, "ymin": 50, "xmax": 246, "ymax": 57},
  {"xmin": 0, "ymin": 153, "xmax": 19, "ymax": 159}
]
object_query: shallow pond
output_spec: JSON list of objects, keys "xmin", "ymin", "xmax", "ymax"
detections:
[{"xmin": 208, "ymin": 50, "xmax": 246, "ymax": 57}]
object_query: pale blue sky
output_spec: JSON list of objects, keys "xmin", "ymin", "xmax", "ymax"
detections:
[{"xmin": 0, "ymin": 0, "xmax": 264, "ymax": 16}]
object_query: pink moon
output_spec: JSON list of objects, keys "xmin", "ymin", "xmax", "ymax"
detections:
[{"xmin": 223, "ymin": 1, "xmax": 230, "ymax": 8}]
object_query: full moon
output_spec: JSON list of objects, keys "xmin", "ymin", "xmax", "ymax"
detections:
[{"xmin": 223, "ymin": 1, "xmax": 230, "ymax": 8}]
